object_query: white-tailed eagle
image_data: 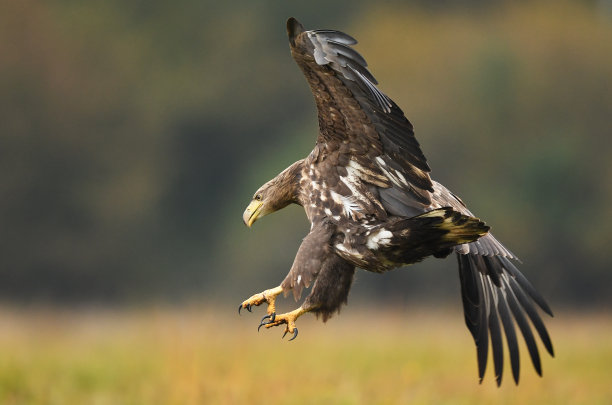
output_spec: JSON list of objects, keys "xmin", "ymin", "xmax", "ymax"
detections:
[{"xmin": 239, "ymin": 18, "xmax": 553, "ymax": 386}]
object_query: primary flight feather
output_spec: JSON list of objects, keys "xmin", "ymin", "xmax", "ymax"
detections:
[{"xmin": 239, "ymin": 17, "xmax": 553, "ymax": 386}]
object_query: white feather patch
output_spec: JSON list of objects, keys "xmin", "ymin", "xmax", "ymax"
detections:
[
  {"xmin": 335, "ymin": 244, "xmax": 362, "ymax": 259},
  {"xmin": 366, "ymin": 229, "xmax": 393, "ymax": 250},
  {"xmin": 330, "ymin": 190, "xmax": 361, "ymax": 218},
  {"xmin": 340, "ymin": 164, "xmax": 371, "ymax": 214}
]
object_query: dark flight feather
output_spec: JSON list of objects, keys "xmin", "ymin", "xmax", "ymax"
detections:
[{"xmin": 458, "ymin": 252, "xmax": 553, "ymax": 385}]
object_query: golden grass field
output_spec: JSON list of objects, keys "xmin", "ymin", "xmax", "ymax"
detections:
[{"xmin": 0, "ymin": 305, "xmax": 610, "ymax": 405}]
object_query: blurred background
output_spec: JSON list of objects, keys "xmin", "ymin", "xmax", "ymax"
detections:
[
  {"xmin": 2, "ymin": 0, "xmax": 611, "ymax": 307},
  {"xmin": 1, "ymin": 0, "xmax": 612, "ymax": 403}
]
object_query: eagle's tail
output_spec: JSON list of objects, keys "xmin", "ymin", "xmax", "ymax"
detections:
[
  {"xmin": 382, "ymin": 208, "xmax": 489, "ymax": 262},
  {"xmin": 412, "ymin": 207, "xmax": 490, "ymax": 246}
]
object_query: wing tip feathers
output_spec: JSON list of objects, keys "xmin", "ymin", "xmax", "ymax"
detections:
[{"xmin": 287, "ymin": 17, "xmax": 304, "ymax": 46}]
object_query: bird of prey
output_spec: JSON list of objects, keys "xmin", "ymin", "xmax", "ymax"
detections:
[{"xmin": 239, "ymin": 17, "xmax": 553, "ymax": 385}]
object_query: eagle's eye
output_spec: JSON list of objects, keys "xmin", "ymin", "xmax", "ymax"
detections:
[{"xmin": 255, "ymin": 194, "xmax": 262, "ymax": 201}]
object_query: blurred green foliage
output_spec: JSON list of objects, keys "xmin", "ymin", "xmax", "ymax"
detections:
[{"xmin": 1, "ymin": 0, "xmax": 611, "ymax": 306}]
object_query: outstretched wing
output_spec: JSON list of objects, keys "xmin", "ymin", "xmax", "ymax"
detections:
[{"xmin": 287, "ymin": 18, "xmax": 433, "ymax": 213}]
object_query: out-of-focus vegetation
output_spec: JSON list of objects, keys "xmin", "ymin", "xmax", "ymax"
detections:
[
  {"xmin": 1, "ymin": 0, "xmax": 611, "ymax": 306},
  {"xmin": 0, "ymin": 307, "xmax": 610, "ymax": 404}
]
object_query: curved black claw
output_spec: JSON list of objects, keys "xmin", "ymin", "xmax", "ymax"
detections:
[
  {"xmin": 257, "ymin": 313, "xmax": 276, "ymax": 332},
  {"xmin": 238, "ymin": 303, "xmax": 252, "ymax": 315},
  {"xmin": 282, "ymin": 328, "xmax": 299, "ymax": 341},
  {"xmin": 260, "ymin": 313, "xmax": 276, "ymax": 324}
]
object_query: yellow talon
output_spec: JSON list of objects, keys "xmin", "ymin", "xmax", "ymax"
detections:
[
  {"xmin": 239, "ymin": 285, "xmax": 283, "ymax": 315},
  {"xmin": 263, "ymin": 306, "xmax": 308, "ymax": 340}
]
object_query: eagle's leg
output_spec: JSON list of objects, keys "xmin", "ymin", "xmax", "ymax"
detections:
[
  {"xmin": 257, "ymin": 254, "xmax": 355, "ymax": 340},
  {"xmin": 259, "ymin": 305, "xmax": 311, "ymax": 341},
  {"xmin": 238, "ymin": 285, "xmax": 284, "ymax": 317}
]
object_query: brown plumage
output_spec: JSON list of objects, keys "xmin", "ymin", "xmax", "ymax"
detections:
[{"xmin": 239, "ymin": 17, "xmax": 553, "ymax": 385}]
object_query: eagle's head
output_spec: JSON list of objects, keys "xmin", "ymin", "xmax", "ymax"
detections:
[
  {"xmin": 242, "ymin": 182, "xmax": 278, "ymax": 227},
  {"xmin": 243, "ymin": 160, "xmax": 303, "ymax": 227}
]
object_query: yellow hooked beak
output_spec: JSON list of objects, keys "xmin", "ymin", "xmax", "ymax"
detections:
[{"xmin": 243, "ymin": 200, "xmax": 263, "ymax": 227}]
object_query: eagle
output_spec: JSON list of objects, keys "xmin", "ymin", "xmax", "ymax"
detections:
[{"xmin": 239, "ymin": 18, "xmax": 553, "ymax": 385}]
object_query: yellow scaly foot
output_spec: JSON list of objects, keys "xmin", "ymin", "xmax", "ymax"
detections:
[
  {"xmin": 238, "ymin": 285, "xmax": 283, "ymax": 318},
  {"xmin": 258, "ymin": 306, "xmax": 309, "ymax": 341}
]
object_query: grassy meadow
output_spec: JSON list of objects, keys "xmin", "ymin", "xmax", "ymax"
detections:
[{"xmin": 0, "ymin": 305, "xmax": 610, "ymax": 404}]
